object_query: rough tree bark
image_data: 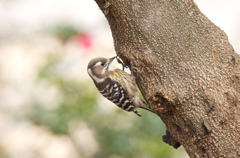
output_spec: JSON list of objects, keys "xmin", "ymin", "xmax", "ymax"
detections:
[{"xmin": 93, "ymin": 0, "xmax": 240, "ymax": 157}]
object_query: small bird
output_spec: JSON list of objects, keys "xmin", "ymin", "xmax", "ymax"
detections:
[{"xmin": 87, "ymin": 56, "xmax": 155, "ymax": 116}]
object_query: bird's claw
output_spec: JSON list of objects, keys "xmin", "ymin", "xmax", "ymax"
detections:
[
  {"xmin": 130, "ymin": 60, "xmax": 142, "ymax": 75},
  {"xmin": 116, "ymin": 56, "xmax": 127, "ymax": 71}
]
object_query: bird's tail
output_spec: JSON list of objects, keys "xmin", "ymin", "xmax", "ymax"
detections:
[
  {"xmin": 138, "ymin": 98, "xmax": 155, "ymax": 114},
  {"xmin": 132, "ymin": 97, "xmax": 156, "ymax": 116},
  {"xmin": 139, "ymin": 103, "xmax": 155, "ymax": 113}
]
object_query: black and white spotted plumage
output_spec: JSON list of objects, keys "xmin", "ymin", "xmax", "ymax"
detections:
[
  {"xmin": 96, "ymin": 78, "xmax": 136, "ymax": 113},
  {"xmin": 87, "ymin": 57, "xmax": 154, "ymax": 116}
]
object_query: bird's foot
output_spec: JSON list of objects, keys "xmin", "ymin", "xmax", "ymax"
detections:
[
  {"xmin": 130, "ymin": 60, "xmax": 142, "ymax": 75},
  {"xmin": 116, "ymin": 56, "xmax": 127, "ymax": 71}
]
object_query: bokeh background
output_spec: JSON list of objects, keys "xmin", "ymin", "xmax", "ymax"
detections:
[{"xmin": 0, "ymin": 0, "xmax": 239, "ymax": 158}]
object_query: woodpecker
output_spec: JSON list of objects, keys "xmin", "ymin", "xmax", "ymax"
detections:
[{"xmin": 87, "ymin": 56, "xmax": 155, "ymax": 116}]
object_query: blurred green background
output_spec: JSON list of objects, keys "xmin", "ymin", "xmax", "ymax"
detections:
[{"xmin": 0, "ymin": 0, "xmax": 239, "ymax": 158}]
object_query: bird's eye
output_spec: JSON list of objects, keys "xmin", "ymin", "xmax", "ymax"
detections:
[{"xmin": 101, "ymin": 62, "xmax": 105, "ymax": 66}]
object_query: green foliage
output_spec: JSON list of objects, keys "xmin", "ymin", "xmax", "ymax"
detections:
[
  {"xmin": 50, "ymin": 23, "xmax": 79, "ymax": 42},
  {"xmin": 0, "ymin": 147, "xmax": 8, "ymax": 158},
  {"xmin": 27, "ymin": 54, "xmax": 185, "ymax": 158}
]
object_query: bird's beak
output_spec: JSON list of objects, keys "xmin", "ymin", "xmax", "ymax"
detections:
[
  {"xmin": 107, "ymin": 56, "xmax": 116, "ymax": 65},
  {"xmin": 105, "ymin": 56, "xmax": 116, "ymax": 70},
  {"xmin": 109, "ymin": 56, "xmax": 116, "ymax": 62}
]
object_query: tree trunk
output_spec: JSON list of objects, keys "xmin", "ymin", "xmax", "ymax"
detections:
[{"xmin": 93, "ymin": 0, "xmax": 240, "ymax": 157}]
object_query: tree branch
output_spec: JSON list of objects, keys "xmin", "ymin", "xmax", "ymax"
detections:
[{"xmin": 93, "ymin": 0, "xmax": 240, "ymax": 157}]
